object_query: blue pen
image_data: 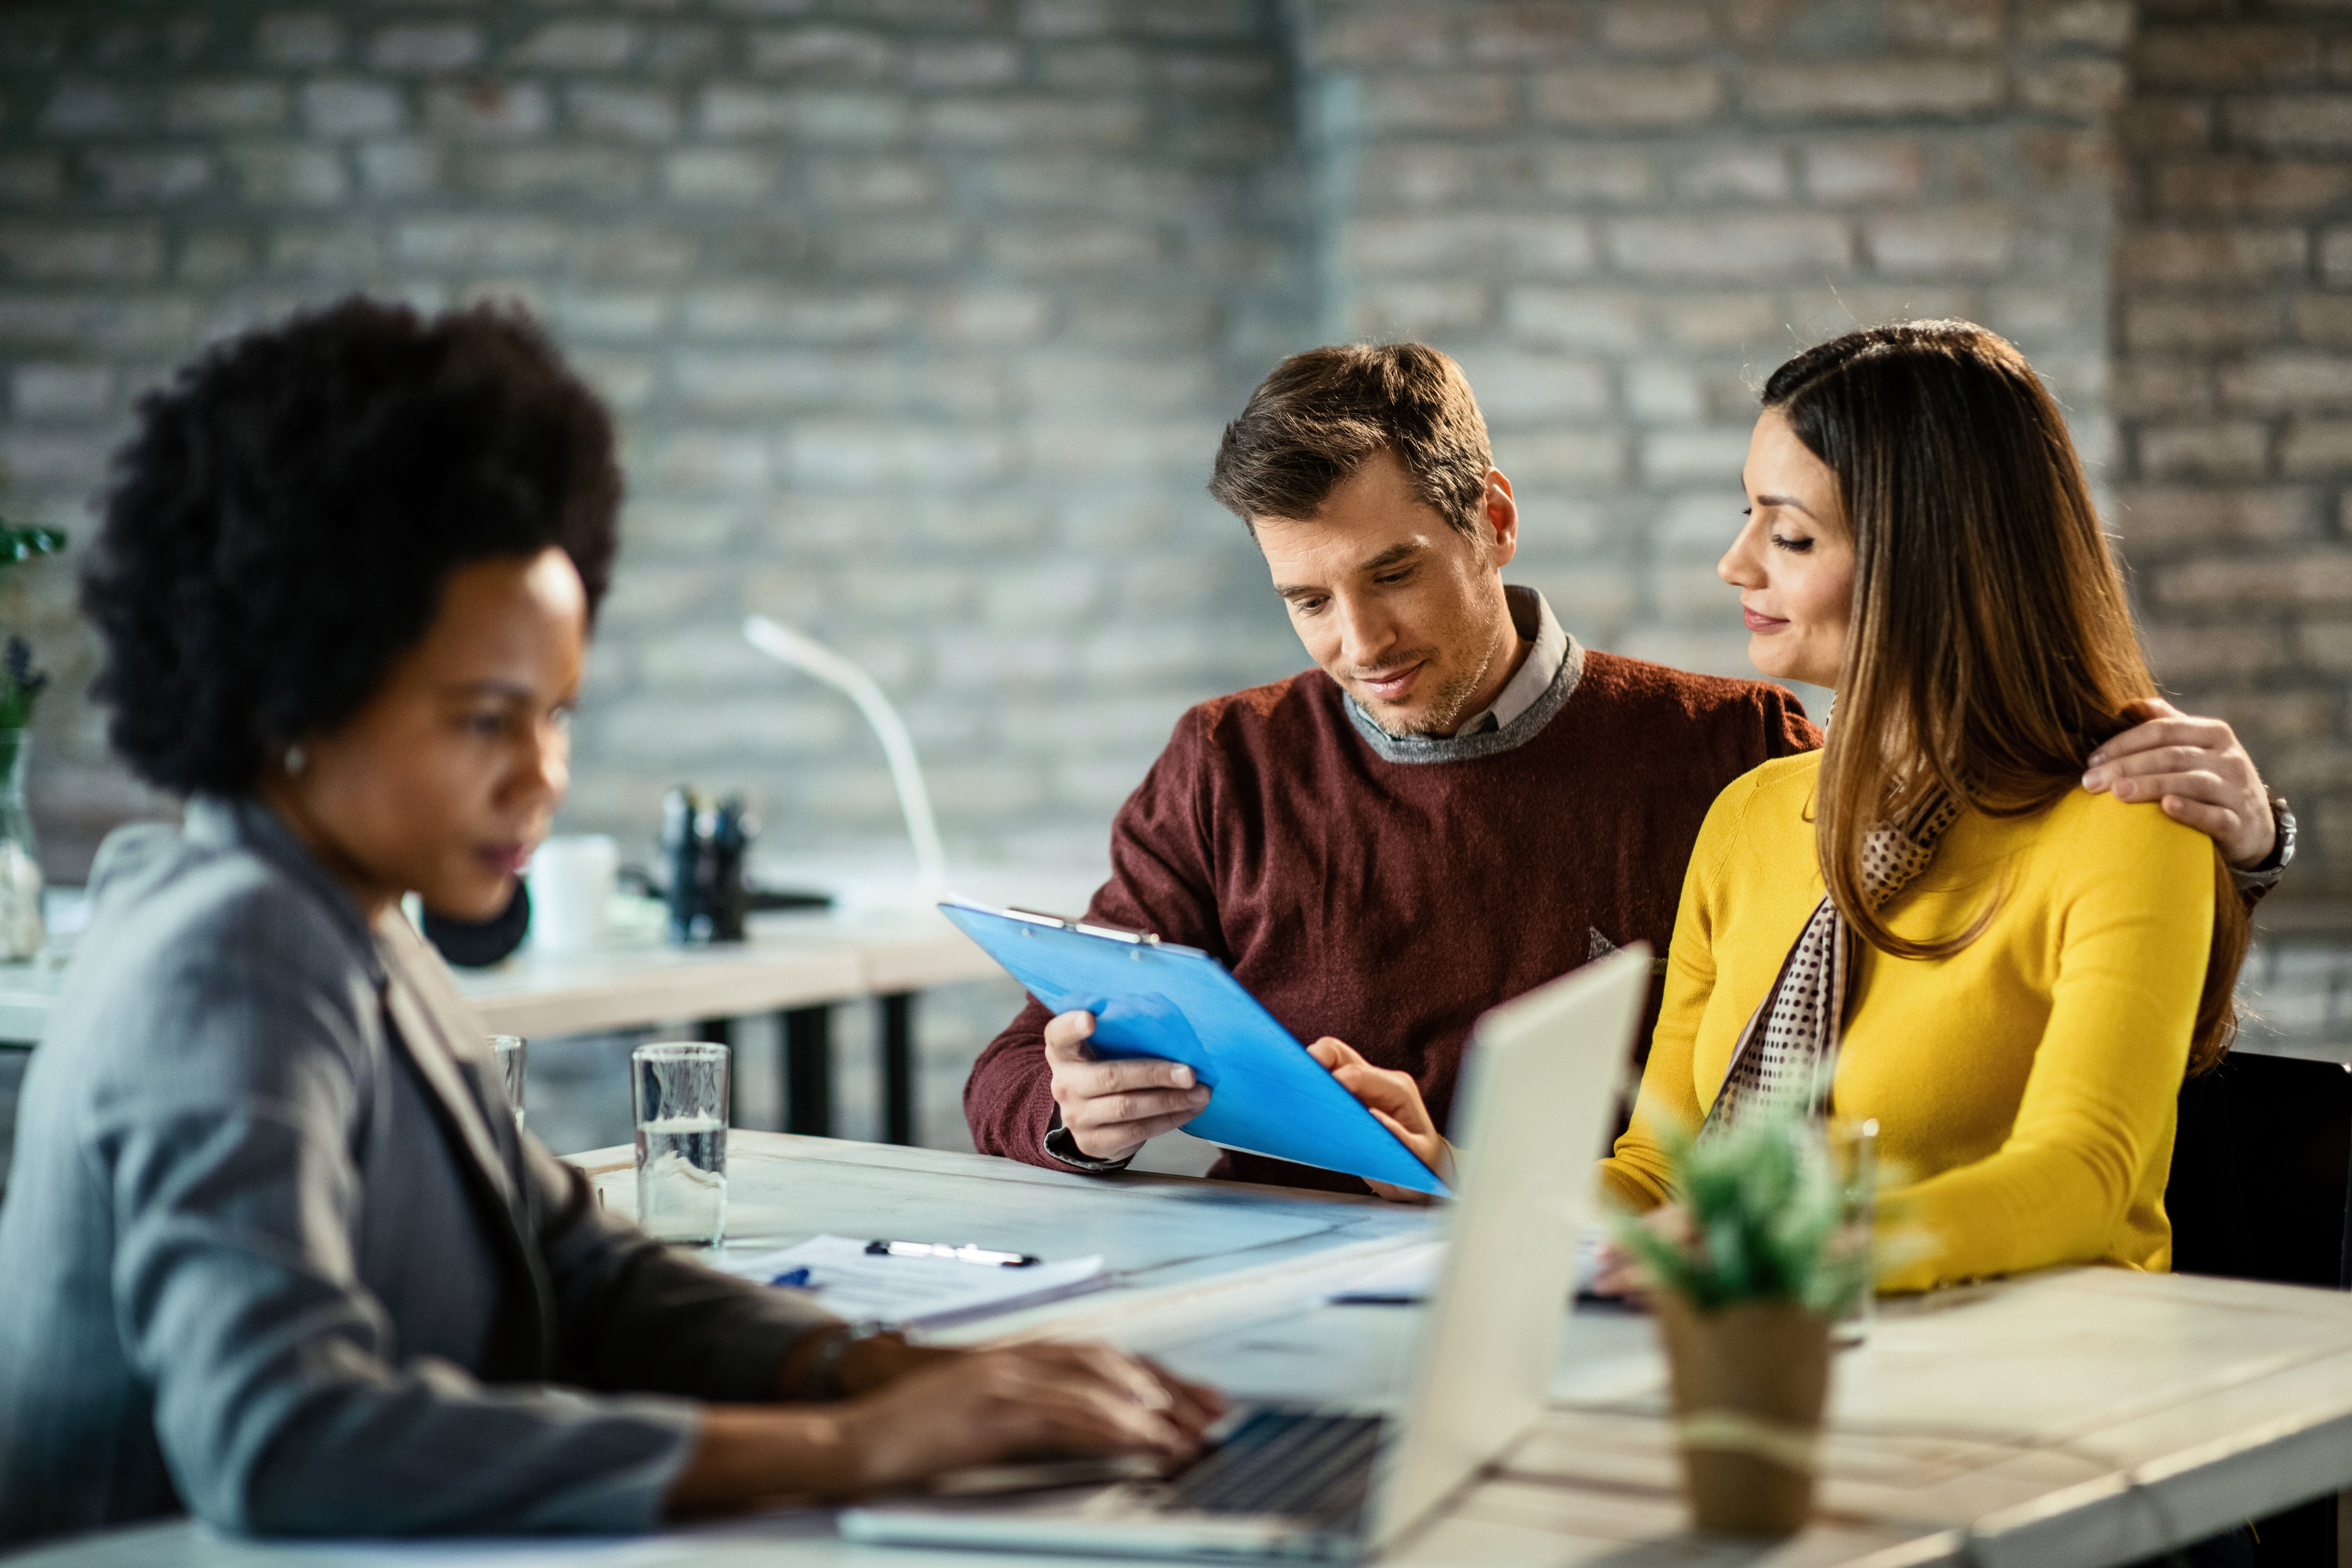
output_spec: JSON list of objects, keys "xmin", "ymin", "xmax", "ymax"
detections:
[{"xmin": 770, "ymin": 1266, "xmax": 815, "ymax": 1288}]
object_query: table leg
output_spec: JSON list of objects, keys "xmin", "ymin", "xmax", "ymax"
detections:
[
  {"xmin": 880, "ymin": 992, "xmax": 915, "ymax": 1147},
  {"xmin": 783, "ymin": 1006, "xmax": 832, "ymax": 1137}
]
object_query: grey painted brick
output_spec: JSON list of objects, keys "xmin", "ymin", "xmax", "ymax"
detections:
[
  {"xmin": 303, "ymin": 80, "xmax": 406, "ymax": 138},
  {"xmin": 2158, "ymin": 552, "xmax": 2352, "ymax": 608},
  {"xmin": 38, "ymin": 80, "xmax": 147, "ymax": 138},
  {"xmin": 369, "ymin": 22, "xmax": 484, "ymax": 73},
  {"xmin": 2110, "ymin": 487, "xmax": 2308, "ymax": 547},
  {"xmin": 1347, "ymin": 213, "xmax": 1594, "ymax": 278},
  {"xmin": 664, "ymin": 147, "xmax": 783, "ymax": 201},
  {"xmin": 682, "ymin": 286, "xmax": 911, "ymax": 341},
  {"xmin": 2024, "ymin": 1, "xmax": 2133, "ymax": 51},
  {"xmin": 924, "ymin": 96, "xmax": 1142, "ymax": 146},
  {"xmin": 0, "ymin": 220, "xmax": 162, "ymax": 282},
  {"xmin": 2229, "ymin": 95, "xmax": 2352, "ymax": 152},
  {"xmin": 2139, "ymin": 27, "xmax": 2322, "ymax": 92},
  {"xmin": 749, "ymin": 27, "xmax": 898, "ymax": 79},
  {"xmin": 2018, "ymin": 59, "xmax": 2129, "ymax": 117},
  {"xmin": 1504, "ymin": 287, "xmax": 1644, "ymax": 350},
  {"xmin": 910, "ymin": 41, "xmax": 1024, "ymax": 89},
  {"xmin": 355, "ymin": 140, "xmax": 440, "ymax": 198},
  {"xmin": 169, "ymin": 80, "xmax": 289, "ymax": 135},
  {"xmin": 461, "ymin": 146, "xmax": 650, "ymax": 200},
  {"xmin": 2124, "ymin": 298, "xmax": 2281, "ymax": 351},
  {"xmin": 981, "ymin": 220, "xmax": 1164, "ymax": 274},
  {"xmin": 1534, "ymin": 147, "xmax": 1655, "ymax": 204},
  {"xmin": 1532, "ymin": 67, "xmax": 1724, "ymax": 130},
  {"xmin": 425, "ymin": 81, "xmax": 554, "ymax": 140},
  {"xmin": 810, "ymin": 156, "xmax": 945, "ymax": 209},
  {"xmin": 2223, "ymin": 351, "xmax": 2352, "ymax": 413},
  {"xmin": 393, "ymin": 215, "xmax": 569, "ymax": 270},
  {"xmin": 2137, "ymin": 422, "xmax": 2270, "ymax": 481},
  {"xmin": 254, "ymin": 13, "xmax": 342, "ymax": 68},
  {"xmin": 1018, "ymin": 0, "xmax": 1114, "ymax": 40},
  {"xmin": 1604, "ymin": 214, "xmax": 1851, "ymax": 279},
  {"xmin": 1600, "ymin": 1, "xmax": 1712, "ymax": 53},
  {"xmin": 0, "ymin": 155, "xmax": 64, "ymax": 204},
  {"xmin": 2156, "ymin": 160, "xmax": 2352, "ymax": 216},
  {"xmin": 1363, "ymin": 73, "xmax": 1515, "ymax": 134},
  {"xmin": 227, "ymin": 143, "xmax": 349, "ymax": 205},
  {"xmin": 1747, "ymin": 62, "xmax": 2003, "ymax": 120},
  {"xmin": 2281, "ymin": 420, "xmax": 2352, "ymax": 476},
  {"xmin": 1349, "ymin": 281, "xmax": 1490, "ymax": 337},
  {"xmin": 84, "ymin": 150, "xmax": 213, "ymax": 203},
  {"xmin": 1675, "ymin": 146, "xmax": 1789, "ymax": 202},
  {"xmin": 1865, "ymin": 208, "xmax": 2018, "ymax": 277},
  {"xmin": 703, "ymin": 85, "xmax": 911, "ymax": 142},
  {"xmin": 1804, "ymin": 139, "xmax": 1927, "ymax": 204},
  {"xmin": 1641, "ymin": 427, "xmax": 1752, "ymax": 485},
  {"xmin": 568, "ymin": 85, "xmax": 681, "ymax": 142},
  {"xmin": 2122, "ymin": 227, "xmax": 2308, "ymax": 285},
  {"xmin": 507, "ymin": 21, "xmax": 640, "ymax": 72},
  {"xmin": 10, "ymin": 364, "xmax": 113, "ymax": 421}
]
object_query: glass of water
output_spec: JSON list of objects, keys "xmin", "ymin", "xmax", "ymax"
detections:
[
  {"xmin": 1824, "ymin": 1116, "xmax": 1879, "ymax": 1346},
  {"xmin": 488, "ymin": 1035, "xmax": 526, "ymax": 1130},
  {"xmin": 632, "ymin": 1041, "xmax": 728, "ymax": 1246}
]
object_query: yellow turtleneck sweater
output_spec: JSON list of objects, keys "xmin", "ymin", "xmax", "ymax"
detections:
[{"xmin": 1600, "ymin": 751, "xmax": 2217, "ymax": 1294}]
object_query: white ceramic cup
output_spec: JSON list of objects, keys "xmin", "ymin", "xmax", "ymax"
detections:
[{"xmin": 525, "ymin": 834, "xmax": 618, "ymax": 953}]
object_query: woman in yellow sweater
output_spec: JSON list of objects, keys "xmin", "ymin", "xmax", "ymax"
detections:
[{"xmin": 1598, "ymin": 321, "xmax": 2250, "ymax": 1293}]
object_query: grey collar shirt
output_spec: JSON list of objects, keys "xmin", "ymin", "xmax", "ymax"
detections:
[{"xmin": 0, "ymin": 797, "xmax": 835, "ymax": 1546}]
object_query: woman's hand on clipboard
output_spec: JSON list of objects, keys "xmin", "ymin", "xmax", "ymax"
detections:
[
  {"xmin": 1044, "ymin": 1009, "xmax": 1214, "ymax": 1162},
  {"xmin": 1307, "ymin": 1038, "xmax": 1457, "ymax": 1205}
]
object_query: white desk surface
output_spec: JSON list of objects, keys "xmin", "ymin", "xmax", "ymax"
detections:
[
  {"xmin": 14, "ymin": 1131, "xmax": 2352, "ymax": 1568},
  {"xmin": 0, "ymin": 907, "xmax": 1002, "ymax": 1045}
]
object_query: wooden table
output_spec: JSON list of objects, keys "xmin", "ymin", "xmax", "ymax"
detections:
[
  {"xmin": 15, "ymin": 1131, "xmax": 2352, "ymax": 1568},
  {"xmin": 0, "ymin": 906, "xmax": 1002, "ymax": 1145}
]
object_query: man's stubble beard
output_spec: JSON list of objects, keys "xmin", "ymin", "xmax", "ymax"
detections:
[{"xmin": 1371, "ymin": 637, "xmax": 1497, "ymax": 740}]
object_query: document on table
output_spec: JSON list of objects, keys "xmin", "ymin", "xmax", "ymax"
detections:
[{"xmin": 719, "ymin": 1234, "xmax": 1108, "ymax": 1331}]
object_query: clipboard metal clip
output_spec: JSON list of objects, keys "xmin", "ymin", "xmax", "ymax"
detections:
[{"xmin": 1002, "ymin": 907, "xmax": 1161, "ymax": 946}]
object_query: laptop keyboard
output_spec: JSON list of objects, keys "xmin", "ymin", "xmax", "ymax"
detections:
[{"xmin": 1163, "ymin": 1410, "xmax": 1385, "ymax": 1524}]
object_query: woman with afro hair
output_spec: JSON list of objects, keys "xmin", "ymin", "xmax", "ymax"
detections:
[{"xmin": 0, "ymin": 299, "xmax": 1215, "ymax": 1545}]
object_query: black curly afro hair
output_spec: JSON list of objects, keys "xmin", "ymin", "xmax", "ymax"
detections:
[{"xmin": 81, "ymin": 296, "xmax": 621, "ymax": 796}]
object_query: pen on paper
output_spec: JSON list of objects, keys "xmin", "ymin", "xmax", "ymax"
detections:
[{"xmin": 866, "ymin": 1239, "xmax": 1042, "ymax": 1267}]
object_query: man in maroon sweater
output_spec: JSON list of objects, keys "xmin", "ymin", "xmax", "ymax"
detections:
[{"xmin": 962, "ymin": 344, "xmax": 2289, "ymax": 1197}]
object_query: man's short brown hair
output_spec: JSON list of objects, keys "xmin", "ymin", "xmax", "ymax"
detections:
[{"xmin": 1208, "ymin": 343, "xmax": 1493, "ymax": 540}]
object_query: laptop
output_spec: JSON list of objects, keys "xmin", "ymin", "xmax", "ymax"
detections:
[{"xmin": 839, "ymin": 943, "xmax": 1650, "ymax": 1562}]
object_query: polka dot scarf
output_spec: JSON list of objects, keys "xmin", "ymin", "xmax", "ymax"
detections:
[{"xmin": 1703, "ymin": 786, "xmax": 1963, "ymax": 1134}]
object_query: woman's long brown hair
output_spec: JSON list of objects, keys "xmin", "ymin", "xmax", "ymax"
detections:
[{"xmin": 1766, "ymin": 321, "xmax": 2245, "ymax": 1074}]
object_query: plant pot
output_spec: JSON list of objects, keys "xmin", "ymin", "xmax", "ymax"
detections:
[{"xmin": 1654, "ymin": 1295, "xmax": 1833, "ymax": 1536}]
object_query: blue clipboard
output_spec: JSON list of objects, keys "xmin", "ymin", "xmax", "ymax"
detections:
[{"xmin": 941, "ymin": 900, "xmax": 1449, "ymax": 1197}]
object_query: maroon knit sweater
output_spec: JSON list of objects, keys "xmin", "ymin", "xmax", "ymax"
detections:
[{"xmin": 962, "ymin": 649, "xmax": 1821, "ymax": 1194}]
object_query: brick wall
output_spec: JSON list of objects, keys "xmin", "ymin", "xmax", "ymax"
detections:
[
  {"xmin": 1302, "ymin": 0, "xmax": 2130, "ymax": 702},
  {"xmin": 0, "ymin": 0, "xmax": 1311, "ymax": 883},
  {"xmin": 2114, "ymin": 1, "xmax": 2352, "ymax": 896},
  {"xmin": 7, "ymin": 0, "xmax": 2352, "ymax": 905}
]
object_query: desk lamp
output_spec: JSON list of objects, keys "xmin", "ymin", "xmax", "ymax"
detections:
[{"xmin": 741, "ymin": 615, "xmax": 949, "ymax": 898}]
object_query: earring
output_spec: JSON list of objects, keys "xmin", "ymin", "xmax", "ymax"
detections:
[{"xmin": 285, "ymin": 744, "xmax": 306, "ymax": 776}]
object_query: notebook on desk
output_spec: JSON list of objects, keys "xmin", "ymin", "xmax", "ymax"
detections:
[
  {"xmin": 938, "ymin": 898, "xmax": 1450, "ymax": 1196},
  {"xmin": 839, "ymin": 943, "xmax": 1650, "ymax": 1563}
]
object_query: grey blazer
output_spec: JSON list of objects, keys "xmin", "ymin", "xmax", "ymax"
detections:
[{"xmin": 0, "ymin": 797, "xmax": 836, "ymax": 1545}]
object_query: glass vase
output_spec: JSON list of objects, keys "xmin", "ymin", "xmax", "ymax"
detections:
[{"xmin": 0, "ymin": 730, "xmax": 43, "ymax": 961}]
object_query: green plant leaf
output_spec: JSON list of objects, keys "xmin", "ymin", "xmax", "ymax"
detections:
[{"xmin": 0, "ymin": 523, "xmax": 64, "ymax": 564}]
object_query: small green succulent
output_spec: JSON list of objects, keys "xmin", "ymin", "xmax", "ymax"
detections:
[{"xmin": 1613, "ymin": 1107, "xmax": 1874, "ymax": 1318}]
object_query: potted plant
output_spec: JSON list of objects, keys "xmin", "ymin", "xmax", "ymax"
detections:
[
  {"xmin": 0, "ymin": 521, "xmax": 65, "ymax": 961},
  {"xmin": 1614, "ymin": 1110, "xmax": 1874, "ymax": 1536}
]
